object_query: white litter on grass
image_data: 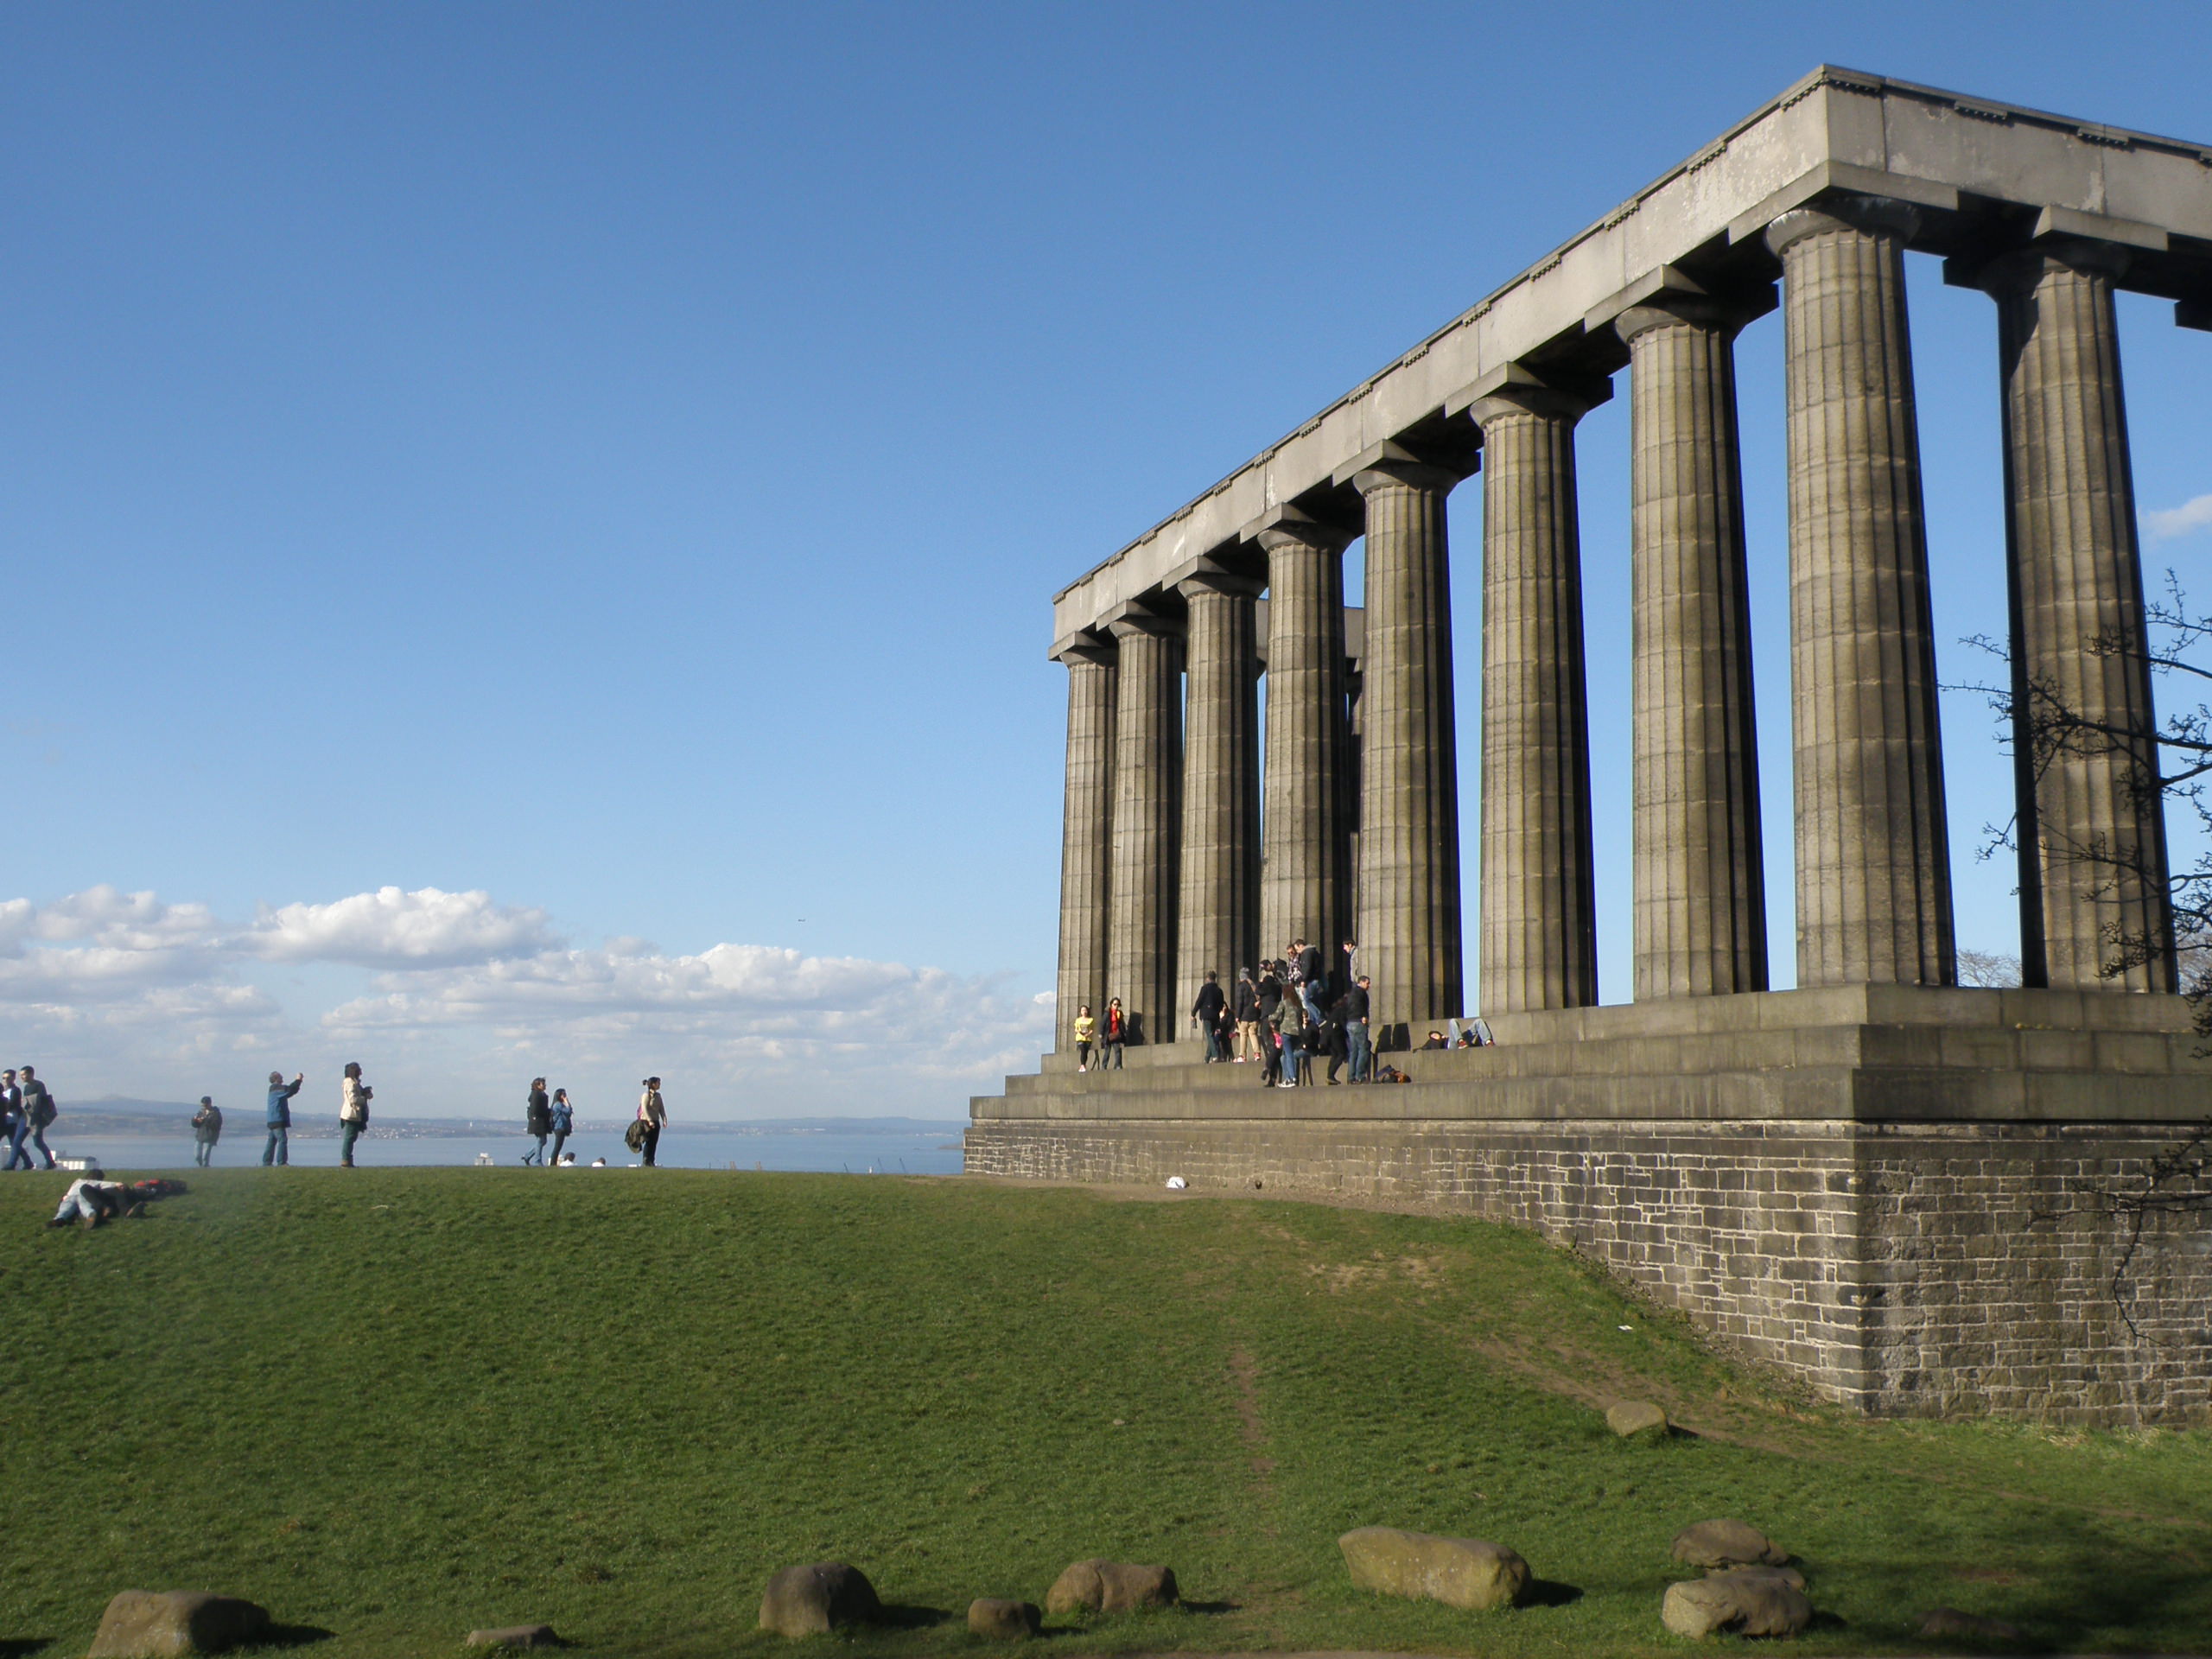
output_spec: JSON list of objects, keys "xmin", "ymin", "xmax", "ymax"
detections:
[
  {"xmin": 1165, "ymin": 1175, "xmax": 1188, "ymax": 1190},
  {"xmin": 1618, "ymin": 1325, "xmax": 1635, "ymax": 1332}
]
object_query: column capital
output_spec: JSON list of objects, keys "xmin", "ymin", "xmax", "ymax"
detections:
[
  {"xmin": 1955, "ymin": 238, "xmax": 2133, "ymax": 298},
  {"xmin": 1451, "ymin": 359, "xmax": 1611, "ymax": 428},
  {"xmin": 1108, "ymin": 610, "xmax": 1179, "ymax": 643},
  {"xmin": 1587, "ymin": 263, "xmax": 1777, "ymax": 344},
  {"xmin": 1243, "ymin": 505, "xmax": 1358, "ymax": 556},
  {"xmin": 1176, "ymin": 570, "xmax": 1263, "ymax": 603},
  {"xmin": 1051, "ymin": 630, "xmax": 1116, "ymax": 668},
  {"xmin": 1764, "ymin": 193, "xmax": 1921, "ymax": 258},
  {"xmin": 1333, "ymin": 440, "xmax": 1472, "ymax": 497}
]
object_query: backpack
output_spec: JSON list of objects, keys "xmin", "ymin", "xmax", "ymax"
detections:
[{"xmin": 28, "ymin": 1086, "xmax": 55, "ymax": 1128}]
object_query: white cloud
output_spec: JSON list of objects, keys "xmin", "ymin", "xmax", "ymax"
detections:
[
  {"xmin": 245, "ymin": 886, "xmax": 558, "ymax": 968},
  {"xmin": 0, "ymin": 885, "xmax": 1050, "ymax": 1117},
  {"xmin": 2144, "ymin": 493, "xmax": 2212, "ymax": 540}
]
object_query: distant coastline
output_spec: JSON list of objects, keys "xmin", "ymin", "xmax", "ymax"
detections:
[{"xmin": 48, "ymin": 1099, "xmax": 967, "ymax": 1141}]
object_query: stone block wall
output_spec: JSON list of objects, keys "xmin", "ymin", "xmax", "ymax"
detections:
[{"xmin": 964, "ymin": 1114, "xmax": 2212, "ymax": 1424}]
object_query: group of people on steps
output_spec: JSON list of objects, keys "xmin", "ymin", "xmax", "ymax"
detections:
[{"xmin": 1068, "ymin": 937, "xmax": 1381, "ymax": 1086}]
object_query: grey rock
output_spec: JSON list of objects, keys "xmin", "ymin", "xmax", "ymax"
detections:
[
  {"xmin": 464, "ymin": 1625, "xmax": 563, "ymax": 1649},
  {"xmin": 1669, "ymin": 1517, "xmax": 1789, "ymax": 1567},
  {"xmin": 1605, "ymin": 1401, "xmax": 1669, "ymax": 1437},
  {"xmin": 1338, "ymin": 1525, "xmax": 1531, "ymax": 1611},
  {"xmin": 1042, "ymin": 1560, "xmax": 1178, "ymax": 1616},
  {"xmin": 757, "ymin": 1562, "xmax": 880, "ymax": 1637},
  {"xmin": 1662, "ymin": 1566, "xmax": 1813, "ymax": 1637},
  {"xmin": 87, "ymin": 1591, "xmax": 271, "ymax": 1657},
  {"xmin": 967, "ymin": 1599, "xmax": 1042, "ymax": 1639}
]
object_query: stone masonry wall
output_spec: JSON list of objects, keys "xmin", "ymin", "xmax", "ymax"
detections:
[{"xmin": 965, "ymin": 1116, "xmax": 2212, "ymax": 1424}]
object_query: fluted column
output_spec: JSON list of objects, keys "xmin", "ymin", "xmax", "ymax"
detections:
[
  {"xmin": 1106, "ymin": 613, "xmax": 1182, "ymax": 1045},
  {"xmin": 1260, "ymin": 518, "xmax": 1354, "ymax": 963},
  {"xmin": 1353, "ymin": 455, "xmax": 1465, "ymax": 1046},
  {"xmin": 1618, "ymin": 298, "xmax": 1769, "ymax": 1000},
  {"xmin": 1986, "ymin": 241, "xmax": 2175, "ymax": 991},
  {"xmin": 1052, "ymin": 644, "xmax": 1116, "ymax": 1050},
  {"xmin": 1177, "ymin": 574, "xmax": 1262, "ymax": 1020},
  {"xmin": 1767, "ymin": 199, "xmax": 1955, "ymax": 988},
  {"xmin": 1472, "ymin": 381, "xmax": 1599, "ymax": 1012}
]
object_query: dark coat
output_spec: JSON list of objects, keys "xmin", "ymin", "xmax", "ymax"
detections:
[{"xmin": 526, "ymin": 1088, "xmax": 552, "ymax": 1135}]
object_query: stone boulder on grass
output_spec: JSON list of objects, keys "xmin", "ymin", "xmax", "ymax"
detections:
[
  {"xmin": 758, "ymin": 1562, "xmax": 880, "ymax": 1637},
  {"xmin": 1605, "ymin": 1401, "xmax": 1669, "ymax": 1438},
  {"xmin": 1042, "ymin": 1560, "xmax": 1178, "ymax": 1615},
  {"xmin": 464, "ymin": 1624, "xmax": 564, "ymax": 1649},
  {"xmin": 1669, "ymin": 1517, "xmax": 1789, "ymax": 1568},
  {"xmin": 87, "ymin": 1591, "xmax": 271, "ymax": 1657},
  {"xmin": 967, "ymin": 1598, "xmax": 1042, "ymax": 1638},
  {"xmin": 1338, "ymin": 1526, "xmax": 1530, "ymax": 1611},
  {"xmin": 1662, "ymin": 1566, "xmax": 1812, "ymax": 1638}
]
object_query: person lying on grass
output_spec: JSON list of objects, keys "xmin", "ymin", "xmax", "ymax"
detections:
[{"xmin": 45, "ymin": 1175, "xmax": 188, "ymax": 1230}]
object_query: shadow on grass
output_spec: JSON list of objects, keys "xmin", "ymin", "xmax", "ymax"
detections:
[
  {"xmin": 245, "ymin": 1623, "xmax": 339, "ymax": 1650},
  {"xmin": 1175, "ymin": 1600, "xmax": 1239, "ymax": 1615},
  {"xmin": 1524, "ymin": 1580, "xmax": 1583, "ymax": 1608},
  {"xmin": 0, "ymin": 1640, "xmax": 54, "ymax": 1657},
  {"xmin": 873, "ymin": 1605, "xmax": 952, "ymax": 1631}
]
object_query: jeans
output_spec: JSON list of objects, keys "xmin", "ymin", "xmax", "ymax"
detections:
[
  {"xmin": 54, "ymin": 1181, "xmax": 109, "ymax": 1224},
  {"xmin": 29, "ymin": 1126, "xmax": 54, "ymax": 1169},
  {"xmin": 263, "ymin": 1126, "xmax": 289, "ymax": 1166},
  {"xmin": 1103, "ymin": 1040, "xmax": 1123, "ymax": 1071},
  {"xmin": 1348, "ymin": 1020, "xmax": 1372, "ymax": 1083},
  {"xmin": 340, "ymin": 1122, "xmax": 363, "ymax": 1165},
  {"xmin": 1202, "ymin": 1025, "xmax": 1224, "ymax": 1062},
  {"xmin": 194, "ymin": 1138, "xmax": 215, "ymax": 1167},
  {"xmin": 550, "ymin": 1130, "xmax": 569, "ymax": 1164},
  {"xmin": 1280, "ymin": 1037, "xmax": 1303, "ymax": 1083},
  {"xmin": 1300, "ymin": 983, "xmax": 1326, "ymax": 1025},
  {"xmin": 3, "ymin": 1120, "xmax": 29, "ymax": 1171},
  {"xmin": 640, "ymin": 1124, "xmax": 661, "ymax": 1166},
  {"xmin": 523, "ymin": 1134, "xmax": 547, "ymax": 1166}
]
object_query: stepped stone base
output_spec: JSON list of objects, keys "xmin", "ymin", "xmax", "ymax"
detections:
[{"xmin": 969, "ymin": 987, "xmax": 2212, "ymax": 1425}]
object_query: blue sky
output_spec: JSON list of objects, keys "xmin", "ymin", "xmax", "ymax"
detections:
[{"xmin": 3, "ymin": 2, "xmax": 2207, "ymax": 1118}]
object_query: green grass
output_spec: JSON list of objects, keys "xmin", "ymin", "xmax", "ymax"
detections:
[{"xmin": 0, "ymin": 1168, "xmax": 2206, "ymax": 1657}]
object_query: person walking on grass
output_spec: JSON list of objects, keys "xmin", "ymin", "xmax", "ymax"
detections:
[
  {"xmin": 522, "ymin": 1077, "xmax": 551, "ymax": 1165},
  {"xmin": 18, "ymin": 1066, "xmax": 57, "ymax": 1169},
  {"xmin": 1072, "ymin": 1005, "xmax": 1096, "ymax": 1072},
  {"xmin": 1, "ymin": 1070, "xmax": 27, "ymax": 1172},
  {"xmin": 549, "ymin": 1089, "xmax": 574, "ymax": 1165},
  {"xmin": 264, "ymin": 1071, "xmax": 303, "ymax": 1166},
  {"xmin": 636, "ymin": 1077, "xmax": 666, "ymax": 1166},
  {"xmin": 1102, "ymin": 998, "xmax": 1127, "ymax": 1070},
  {"xmin": 339, "ymin": 1063, "xmax": 372, "ymax": 1166},
  {"xmin": 191, "ymin": 1096, "xmax": 222, "ymax": 1166}
]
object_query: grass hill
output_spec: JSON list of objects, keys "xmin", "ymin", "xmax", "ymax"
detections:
[{"xmin": 0, "ymin": 1168, "xmax": 2205, "ymax": 1657}]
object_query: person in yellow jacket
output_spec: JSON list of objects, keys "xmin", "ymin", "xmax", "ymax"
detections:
[{"xmin": 1072, "ymin": 1007, "xmax": 1096, "ymax": 1072}]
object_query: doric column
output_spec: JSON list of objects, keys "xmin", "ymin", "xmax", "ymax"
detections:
[
  {"xmin": 1259, "ymin": 515, "xmax": 1355, "ymax": 964},
  {"xmin": 1106, "ymin": 613, "xmax": 1182, "ymax": 1045},
  {"xmin": 1767, "ymin": 198, "xmax": 1955, "ymax": 988},
  {"xmin": 1052, "ymin": 641, "xmax": 1116, "ymax": 1051},
  {"xmin": 1352, "ymin": 452, "xmax": 1466, "ymax": 1046},
  {"xmin": 1617, "ymin": 296, "xmax": 1769, "ymax": 1000},
  {"xmin": 1176, "ymin": 573, "xmax": 1262, "ymax": 1022},
  {"xmin": 1984, "ymin": 240, "xmax": 2175, "ymax": 991},
  {"xmin": 1471, "ymin": 377, "xmax": 1600, "ymax": 1013}
]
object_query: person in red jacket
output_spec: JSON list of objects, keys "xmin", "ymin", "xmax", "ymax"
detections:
[{"xmin": 1102, "ymin": 999, "xmax": 1127, "ymax": 1071}]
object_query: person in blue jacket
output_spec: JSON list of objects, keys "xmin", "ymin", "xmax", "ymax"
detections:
[
  {"xmin": 264, "ymin": 1071, "xmax": 304, "ymax": 1166},
  {"xmin": 548, "ymin": 1089, "xmax": 575, "ymax": 1166}
]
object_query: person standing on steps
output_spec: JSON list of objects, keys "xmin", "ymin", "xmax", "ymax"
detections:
[
  {"xmin": 1191, "ymin": 970, "xmax": 1227, "ymax": 1062},
  {"xmin": 339, "ymin": 1063, "xmax": 372, "ymax": 1166},
  {"xmin": 636, "ymin": 1077, "xmax": 666, "ymax": 1166},
  {"xmin": 1102, "ymin": 999, "xmax": 1127, "ymax": 1071},
  {"xmin": 522, "ymin": 1078, "xmax": 551, "ymax": 1165},
  {"xmin": 0, "ymin": 1070, "xmax": 26, "ymax": 1172},
  {"xmin": 1231, "ymin": 969, "xmax": 1261, "ymax": 1064},
  {"xmin": 1071, "ymin": 1006, "xmax": 1096, "ymax": 1073},
  {"xmin": 191, "ymin": 1096, "xmax": 223, "ymax": 1166},
  {"xmin": 1345, "ymin": 976, "xmax": 1373, "ymax": 1084},
  {"xmin": 18, "ymin": 1067, "xmax": 57, "ymax": 1169},
  {"xmin": 264, "ymin": 1071, "xmax": 303, "ymax": 1166},
  {"xmin": 548, "ymin": 1089, "xmax": 574, "ymax": 1165}
]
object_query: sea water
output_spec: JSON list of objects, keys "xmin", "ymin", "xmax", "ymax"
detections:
[{"xmin": 31, "ymin": 1125, "xmax": 969, "ymax": 1175}]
